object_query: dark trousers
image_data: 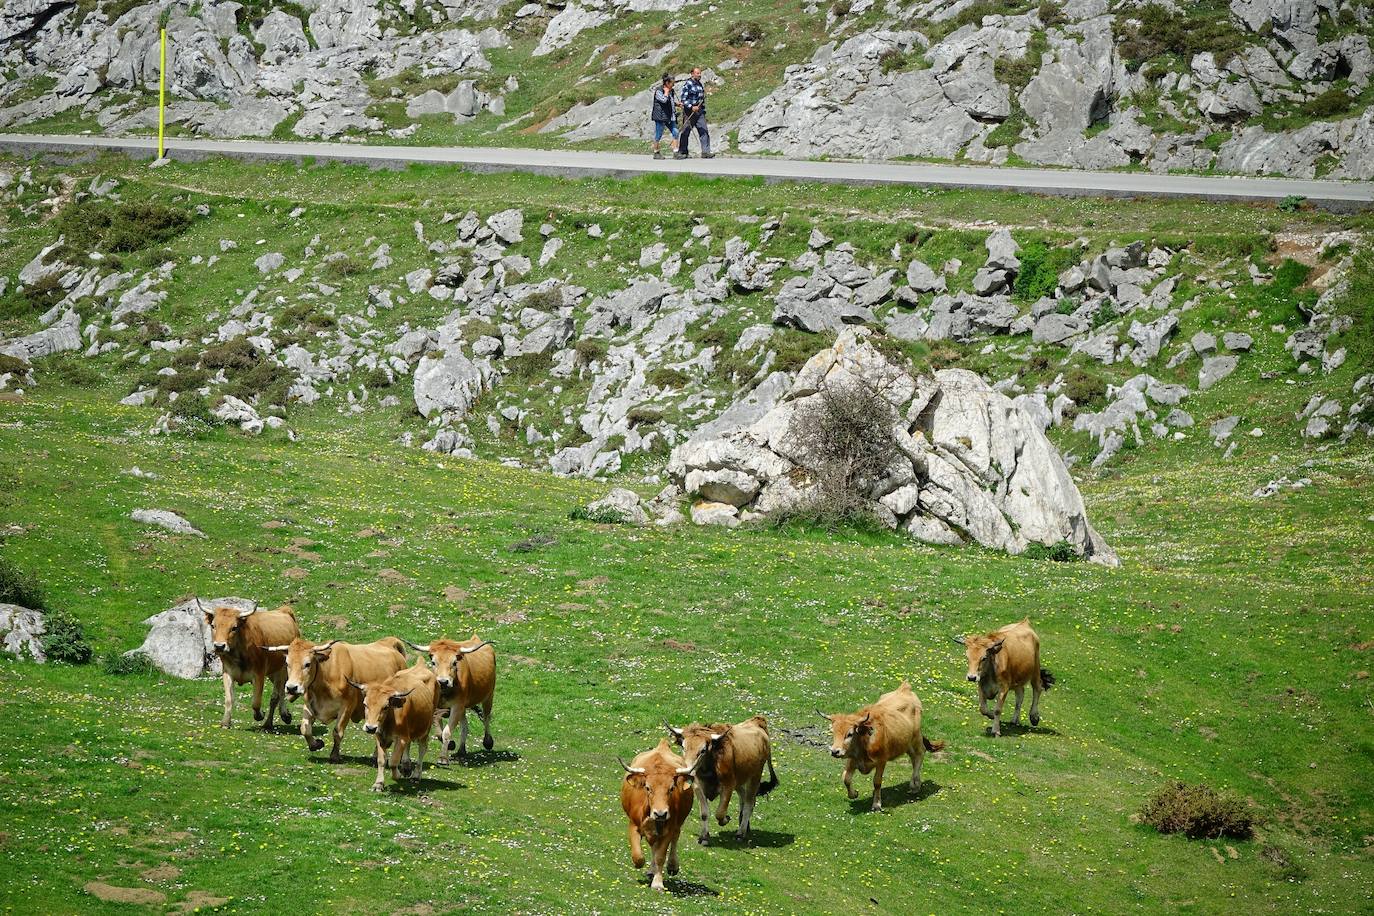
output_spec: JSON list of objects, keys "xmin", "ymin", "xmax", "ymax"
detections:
[{"xmin": 679, "ymin": 109, "xmax": 710, "ymax": 155}]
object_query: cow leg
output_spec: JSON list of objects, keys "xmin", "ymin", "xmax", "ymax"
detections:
[
  {"xmin": 330, "ymin": 716, "xmax": 348, "ymax": 762},
  {"xmin": 909, "ymin": 747, "xmax": 925, "ymax": 792},
  {"xmin": 392, "ymin": 738, "xmax": 408, "ymax": 784},
  {"xmin": 1011, "ymin": 686, "xmax": 1025, "ymax": 727},
  {"xmin": 695, "ymin": 782, "xmax": 711, "ymax": 845},
  {"xmin": 438, "ymin": 706, "xmax": 454, "ymax": 765},
  {"xmin": 219, "ymin": 672, "xmax": 235, "ymax": 729},
  {"xmin": 372, "ymin": 742, "xmax": 387, "ymax": 792},
  {"xmin": 736, "ymin": 788, "xmax": 755, "ymax": 841},
  {"xmin": 251, "ymin": 673, "xmax": 266, "ymax": 724},
  {"xmin": 457, "ymin": 707, "xmax": 470, "ymax": 758},
  {"xmin": 667, "ymin": 832, "xmax": 681, "ymax": 876},
  {"xmin": 650, "ymin": 840, "xmax": 668, "ymax": 891},
  {"xmin": 272, "ymin": 668, "xmax": 291, "ymax": 726},
  {"xmin": 480, "ymin": 700, "xmax": 494, "ymax": 751},
  {"xmin": 843, "ymin": 760, "xmax": 858, "ymax": 800},
  {"xmin": 300, "ymin": 704, "xmax": 324, "ymax": 752},
  {"xmin": 990, "ymin": 688, "xmax": 1009, "ymax": 738},
  {"xmin": 1029, "ymin": 678, "xmax": 1043, "ymax": 727},
  {"xmin": 413, "ymin": 735, "xmax": 428, "ymax": 782},
  {"xmin": 627, "ymin": 823, "xmax": 645, "ymax": 870},
  {"xmin": 871, "ymin": 760, "xmax": 887, "ymax": 812},
  {"xmin": 714, "ymin": 781, "xmax": 733, "ymax": 827}
]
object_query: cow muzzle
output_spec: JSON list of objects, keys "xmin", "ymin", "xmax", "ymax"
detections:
[
  {"xmin": 213, "ymin": 642, "xmax": 228, "ymax": 653},
  {"xmin": 651, "ymin": 809, "xmax": 670, "ymax": 822},
  {"xmin": 436, "ymin": 678, "xmax": 453, "ymax": 690},
  {"xmin": 286, "ymin": 684, "xmax": 303, "ymax": 697},
  {"xmin": 830, "ymin": 749, "xmax": 843, "ymax": 759},
  {"xmin": 966, "ymin": 674, "xmax": 978, "ymax": 682},
  {"xmin": 364, "ymin": 724, "xmax": 378, "ymax": 734}
]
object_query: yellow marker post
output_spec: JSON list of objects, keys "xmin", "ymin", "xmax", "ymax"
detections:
[{"xmin": 157, "ymin": 28, "xmax": 167, "ymax": 160}]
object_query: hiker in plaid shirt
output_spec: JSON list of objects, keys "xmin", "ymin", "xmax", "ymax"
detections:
[{"xmin": 675, "ymin": 68, "xmax": 713, "ymax": 159}]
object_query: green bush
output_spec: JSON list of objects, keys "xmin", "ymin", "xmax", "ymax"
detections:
[
  {"xmin": 504, "ymin": 351, "xmax": 554, "ymax": 384},
  {"xmin": 45, "ymin": 354, "xmax": 103, "ymax": 389},
  {"xmin": 575, "ymin": 337, "xmax": 609, "ymax": 363},
  {"xmin": 1302, "ymin": 88, "xmax": 1351, "ymax": 119},
  {"xmin": 725, "ymin": 20, "xmax": 766, "ymax": 45},
  {"xmin": 0, "ymin": 554, "xmax": 45, "ymax": 609},
  {"xmin": 647, "ymin": 366, "xmax": 690, "ymax": 389},
  {"xmin": 1038, "ymin": 0, "xmax": 1066, "ymax": 26},
  {"xmin": 0, "ymin": 354, "xmax": 30, "ymax": 376},
  {"xmin": 1139, "ymin": 782, "xmax": 1254, "ymax": 840},
  {"xmin": 102, "ymin": 651, "xmax": 158, "ymax": 676},
  {"xmin": 569, "ymin": 504, "xmax": 634, "ymax": 524},
  {"xmin": 626, "ymin": 404, "xmax": 664, "ymax": 426},
  {"xmin": 200, "ymin": 335, "xmax": 258, "ymax": 371},
  {"xmin": 1064, "ymin": 366, "xmax": 1107, "ymax": 407},
  {"xmin": 771, "ymin": 331, "xmax": 826, "ymax": 374},
  {"xmin": 1014, "ymin": 241, "xmax": 1078, "ymax": 303},
  {"xmin": 1023, "ymin": 540, "xmax": 1080, "ymax": 562},
  {"xmin": 1117, "ymin": 4, "xmax": 1248, "ymax": 69},
  {"xmin": 41, "ymin": 607, "xmax": 93, "ymax": 665},
  {"xmin": 52, "ymin": 200, "xmax": 193, "ymax": 257},
  {"xmin": 523, "ymin": 287, "xmax": 564, "ymax": 312},
  {"xmin": 1278, "ymin": 195, "xmax": 1306, "ymax": 213}
]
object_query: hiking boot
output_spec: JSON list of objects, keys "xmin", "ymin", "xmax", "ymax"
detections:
[
  {"xmin": 673, "ymin": 152, "xmax": 688, "ymax": 160},
  {"xmin": 702, "ymin": 152, "xmax": 715, "ymax": 159},
  {"xmin": 653, "ymin": 152, "xmax": 664, "ymax": 160}
]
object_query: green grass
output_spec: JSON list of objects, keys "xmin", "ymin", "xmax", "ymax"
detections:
[{"xmin": 0, "ymin": 153, "xmax": 1371, "ymax": 914}]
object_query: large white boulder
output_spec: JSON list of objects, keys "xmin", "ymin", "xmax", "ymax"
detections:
[
  {"xmin": 669, "ymin": 329, "xmax": 1118, "ymax": 564},
  {"xmin": 125, "ymin": 596, "xmax": 253, "ymax": 678}
]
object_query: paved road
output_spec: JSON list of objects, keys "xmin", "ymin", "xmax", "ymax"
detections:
[{"xmin": 2, "ymin": 132, "xmax": 1370, "ymax": 209}]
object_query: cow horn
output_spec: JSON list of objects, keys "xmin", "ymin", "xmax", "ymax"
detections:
[
  {"xmin": 392, "ymin": 687, "xmax": 415, "ymax": 700},
  {"xmin": 816, "ymin": 709, "xmax": 833, "ymax": 722},
  {"xmin": 263, "ymin": 644, "xmax": 291, "ymax": 653},
  {"xmin": 618, "ymin": 757, "xmax": 645, "ymax": 774},
  {"xmin": 345, "ymin": 676, "xmax": 365, "ymax": 692},
  {"xmin": 404, "ymin": 640, "xmax": 431, "ymax": 653},
  {"xmin": 952, "ymin": 635, "xmax": 966, "ymax": 645},
  {"xmin": 238, "ymin": 604, "xmax": 258, "ymax": 618},
  {"xmin": 664, "ymin": 721, "xmax": 683, "ymax": 739},
  {"xmin": 708, "ymin": 733, "xmax": 723, "ymax": 742},
  {"xmin": 314, "ymin": 639, "xmax": 340, "ymax": 653},
  {"xmin": 195, "ymin": 598, "xmax": 206, "ymax": 613},
  {"xmin": 459, "ymin": 639, "xmax": 494, "ymax": 655}
]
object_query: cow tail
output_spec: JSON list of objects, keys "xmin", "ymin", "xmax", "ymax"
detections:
[
  {"xmin": 757, "ymin": 754, "xmax": 779, "ymax": 797},
  {"xmin": 382, "ymin": 636, "xmax": 407, "ymax": 657},
  {"xmin": 1040, "ymin": 668, "xmax": 1056, "ymax": 691},
  {"xmin": 922, "ymin": 735, "xmax": 946, "ymax": 753}
]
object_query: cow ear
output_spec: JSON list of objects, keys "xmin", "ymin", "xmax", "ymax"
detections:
[
  {"xmin": 314, "ymin": 646, "xmax": 333, "ymax": 660},
  {"xmin": 988, "ymin": 639, "xmax": 1005, "ymax": 654},
  {"xmin": 387, "ymin": 694, "xmax": 407, "ymax": 708}
]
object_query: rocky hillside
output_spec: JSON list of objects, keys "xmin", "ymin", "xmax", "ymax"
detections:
[
  {"xmin": 2, "ymin": 0, "xmax": 1372, "ymax": 178},
  {"xmin": 3, "ymin": 156, "xmax": 1371, "ymax": 561}
]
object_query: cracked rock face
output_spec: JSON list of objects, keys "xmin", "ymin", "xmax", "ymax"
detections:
[{"xmin": 669, "ymin": 328, "xmax": 1118, "ymax": 564}]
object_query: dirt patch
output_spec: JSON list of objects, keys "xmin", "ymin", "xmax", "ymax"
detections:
[
  {"xmin": 391, "ymin": 904, "xmax": 435, "ymax": 916},
  {"xmin": 662, "ymin": 638, "xmax": 696, "ymax": 652},
  {"xmin": 355, "ymin": 527, "xmax": 383, "ymax": 538},
  {"xmin": 84, "ymin": 882, "xmax": 166, "ymax": 905},
  {"xmin": 1350, "ymin": 640, "xmax": 1374, "ymax": 651},
  {"xmin": 442, "ymin": 586, "xmax": 468, "ymax": 603},
  {"xmin": 141, "ymin": 864, "xmax": 180, "ymax": 882},
  {"xmin": 377, "ymin": 568, "xmax": 413, "ymax": 585},
  {"xmin": 261, "ymin": 520, "xmax": 289, "ymax": 530},
  {"xmin": 496, "ymin": 609, "xmax": 528, "ymax": 624},
  {"xmin": 173, "ymin": 891, "xmax": 231, "ymax": 913},
  {"xmin": 282, "ymin": 567, "xmax": 308, "ymax": 580}
]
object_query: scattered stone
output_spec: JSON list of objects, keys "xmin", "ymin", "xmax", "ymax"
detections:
[{"xmin": 131, "ymin": 509, "xmax": 205, "ymax": 538}]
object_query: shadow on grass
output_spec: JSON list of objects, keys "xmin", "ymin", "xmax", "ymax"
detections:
[
  {"xmin": 306, "ymin": 753, "xmax": 379, "ymax": 767},
  {"xmin": 984, "ymin": 723, "xmax": 1062, "ymax": 739},
  {"xmin": 703, "ymin": 828, "xmax": 797, "ymax": 850},
  {"xmin": 385, "ymin": 774, "xmax": 466, "ymax": 793},
  {"xmin": 438, "ymin": 748, "xmax": 521, "ymax": 768},
  {"xmin": 847, "ymin": 779, "xmax": 941, "ymax": 815},
  {"xmin": 660, "ymin": 878, "xmax": 718, "ymax": 898}
]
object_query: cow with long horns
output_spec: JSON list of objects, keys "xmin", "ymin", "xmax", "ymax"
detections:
[
  {"xmin": 348, "ymin": 659, "xmax": 438, "ymax": 791},
  {"xmin": 665, "ymin": 715, "xmax": 778, "ymax": 845},
  {"xmin": 406, "ymin": 636, "xmax": 496, "ymax": 764},
  {"xmin": 200, "ymin": 599, "xmax": 299, "ymax": 730},
  {"xmin": 269, "ymin": 637, "xmax": 408, "ymax": 761},
  {"xmin": 619, "ymin": 740, "xmax": 698, "ymax": 892}
]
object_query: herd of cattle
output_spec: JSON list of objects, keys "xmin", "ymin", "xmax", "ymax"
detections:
[{"xmin": 201, "ymin": 601, "xmax": 1054, "ymax": 892}]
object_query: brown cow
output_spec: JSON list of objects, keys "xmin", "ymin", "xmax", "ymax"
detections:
[
  {"xmin": 955, "ymin": 617, "xmax": 1054, "ymax": 737},
  {"xmin": 201, "ymin": 600, "xmax": 299, "ymax": 730},
  {"xmin": 665, "ymin": 715, "xmax": 778, "ymax": 845},
  {"xmin": 619, "ymin": 739, "xmax": 698, "ymax": 892},
  {"xmin": 348, "ymin": 660, "xmax": 438, "ymax": 792},
  {"xmin": 820, "ymin": 681, "xmax": 944, "ymax": 812},
  {"xmin": 407, "ymin": 636, "xmax": 495, "ymax": 764},
  {"xmin": 270, "ymin": 637, "xmax": 408, "ymax": 760}
]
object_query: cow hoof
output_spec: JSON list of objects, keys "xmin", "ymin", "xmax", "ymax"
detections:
[
  {"xmin": 717, "ymin": 814, "xmax": 731, "ymax": 826},
  {"xmin": 667, "ymin": 863, "xmax": 679, "ymax": 876},
  {"xmin": 371, "ymin": 783, "xmax": 384, "ymax": 793},
  {"xmin": 457, "ymin": 747, "xmax": 468, "ymax": 759},
  {"xmin": 329, "ymin": 753, "xmax": 343, "ymax": 763},
  {"xmin": 698, "ymin": 835, "xmax": 709, "ymax": 846},
  {"xmin": 846, "ymin": 790, "xmax": 858, "ymax": 800},
  {"xmin": 1029, "ymin": 715, "xmax": 1041, "ymax": 727},
  {"xmin": 735, "ymin": 831, "xmax": 746, "ymax": 842},
  {"xmin": 219, "ymin": 721, "xmax": 232, "ymax": 730},
  {"xmin": 483, "ymin": 735, "xmax": 494, "ymax": 751},
  {"xmin": 281, "ymin": 710, "xmax": 293, "ymax": 725},
  {"xmin": 447, "ymin": 740, "xmax": 456, "ymax": 752},
  {"xmin": 871, "ymin": 805, "xmax": 883, "ymax": 813},
  {"xmin": 254, "ymin": 709, "xmax": 264, "ymax": 722},
  {"xmin": 307, "ymin": 738, "xmax": 325, "ymax": 752}
]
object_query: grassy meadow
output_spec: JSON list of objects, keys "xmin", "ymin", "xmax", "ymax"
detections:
[{"xmin": 0, "ymin": 155, "xmax": 1371, "ymax": 914}]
